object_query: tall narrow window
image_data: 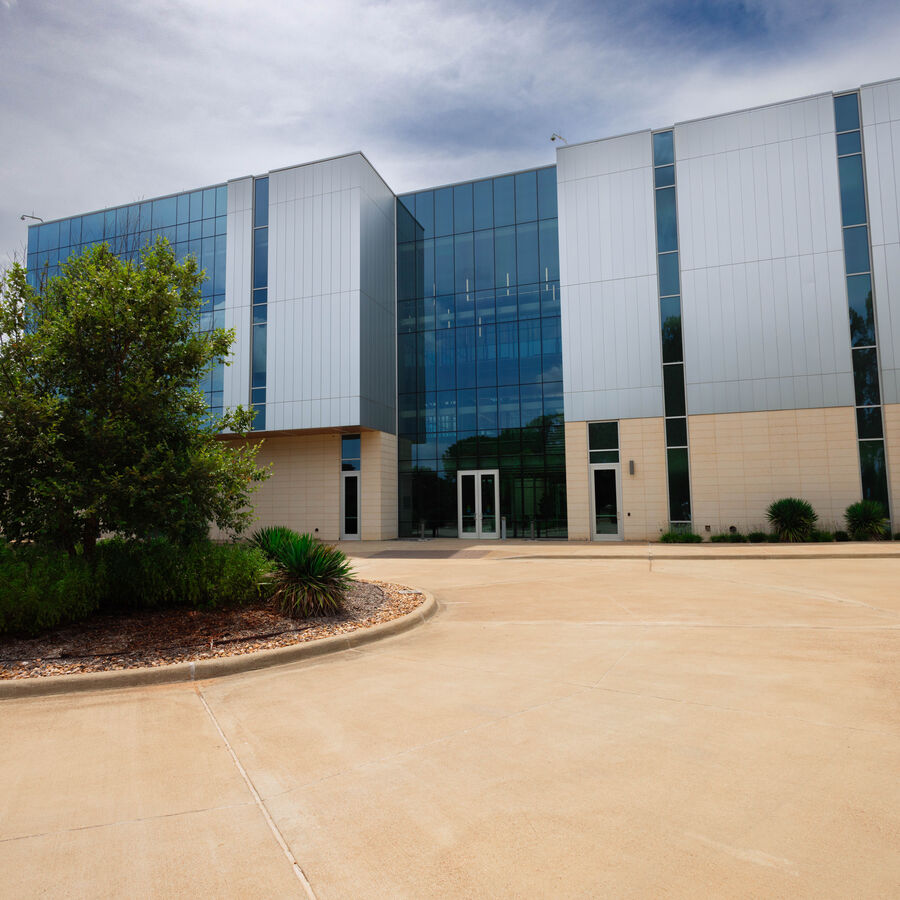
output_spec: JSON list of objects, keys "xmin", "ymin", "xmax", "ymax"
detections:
[
  {"xmin": 834, "ymin": 93, "xmax": 890, "ymax": 514},
  {"xmin": 652, "ymin": 131, "xmax": 692, "ymax": 526},
  {"xmin": 251, "ymin": 177, "xmax": 269, "ymax": 431}
]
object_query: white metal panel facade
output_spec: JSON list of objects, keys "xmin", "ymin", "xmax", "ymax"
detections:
[
  {"xmin": 263, "ymin": 153, "xmax": 394, "ymax": 432},
  {"xmin": 557, "ymin": 131, "xmax": 663, "ymax": 422},
  {"xmin": 223, "ymin": 177, "xmax": 252, "ymax": 412},
  {"xmin": 675, "ymin": 93, "xmax": 855, "ymax": 415},
  {"xmin": 861, "ymin": 77, "xmax": 900, "ymax": 404}
]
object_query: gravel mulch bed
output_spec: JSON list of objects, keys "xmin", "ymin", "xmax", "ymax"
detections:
[{"xmin": 0, "ymin": 580, "xmax": 425, "ymax": 680}]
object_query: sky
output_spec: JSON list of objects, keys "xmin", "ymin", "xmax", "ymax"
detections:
[{"xmin": 2, "ymin": 0, "xmax": 900, "ymax": 263}]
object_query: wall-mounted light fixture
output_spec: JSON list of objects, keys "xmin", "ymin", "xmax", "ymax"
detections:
[{"xmin": 628, "ymin": 460, "xmax": 635, "ymax": 475}]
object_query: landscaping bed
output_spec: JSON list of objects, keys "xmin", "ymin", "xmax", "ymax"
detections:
[{"xmin": 0, "ymin": 579, "xmax": 425, "ymax": 680}]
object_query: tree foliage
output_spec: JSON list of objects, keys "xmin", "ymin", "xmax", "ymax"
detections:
[{"xmin": 0, "ymin": 239, "xmax": 268, "ymax": 556}]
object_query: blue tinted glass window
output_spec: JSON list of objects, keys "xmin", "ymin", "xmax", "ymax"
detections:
[
  {"xmin": 844, "ymin": 226, "xmax": 870, "ymax": 274},
  {"xmin": 82, "ymin": 213, "xmax": 103, "ymax": 243},
  {"xmin": 516, "ymin": 222, "xmax": 539, "ymax": 285},
  {"xmin": 58, "ymin": 219, "xmax": 71, "ymax": 248},
  {"xmin": 254, "ymin": 178, "xmax": 268, "ymax": 228},
  {"xmin": 434, "ymin": 236, "xmax": 454, "ymax": 295},
  {"xmin": 834, "ymin": 93, "xmax": 860, "ymax": 133},
  {"xmin": 104, "ymin": 210, "xmax": 117, "ymax": 239},
  {"xmin": 852, "ymin": 347, "xmax": 880, "ymax": 406},
  {"xmin": 493, "ymin": 176, "xmax": 515, "ymax": 227},
  {"xmin": 541, "ymin": 317, "xmax": 562, "ymax": 380},
  {"xmin": 473, "ymin": 180, "xmax": 493, "ymax": 229},
  {"xmin": 69, "ymin": 217, "xmax": 82, "ymax": 244},
  {"xmin": 655, "ymin": 188, "xmax": 678, "ymax": 253},
  {"xmin": 436, "ymin": 329, "xmax": 456, "ymax": 390},
  {"xmin": 515, "ymin": 172, "xmax": 537, "ymax": 223},
  {"xmin": 190, "ymin": 191, "xmax": 203, "ymax": 221},
  {"xmin": 456, "ymin": 327, "xmax": 476, "ymax": 389},
  {"xmin": 202, "ymin": 188, "xmax": 217, "ymax": 219},
  {"xmin": 539, "ymin": 219, "xmax": 559, "ymax": 283},
  {"xmin": 520, "ymin": 383, "xmax": 542, "ymax": 425},
  {"xmin": 453, "ymin": 183, "xmax": 473, "ymax": 233},
  {"xmin": 421, "ymin": 239, "xmax": 434, "ymax": 297},
  {"xmin": 847, "ymin": 274, "xmax": 875, "ymax": 347},
  {"xmin": 654, "ymin": 165, "xmax": 675, "ymax": 188},
  {"xmin": 537, "ymin": 168, "xmax": 557, "ymax": 219},
  {"xmin": 415, "ymin": 191, "xmax": 434, "ymax": 238},
  {"xmin": 341, "ymin": 435, "xmax": 361, "ymax": 460},
  {"xmin": 457, "ymin": 390, "xmax": 477, "ymax": 431},
  {"xmin": 543, "ymin": 381, "xmax": 563, "ymax": 418},
  {"xmin": 653, "ymin": 131, "xmax": 674, "ymax": 166},
  {"xmin": 202, "ymin": 217, "xmax": 216, "ymax": 238},
  {"xmin": 477, "ymin": 324, "xmax": 497, "ymax": 385},
  {"xmin": 454, "ymin": 233, "xmax": 474, "ymax": 293},
  {"xmin": 253, "ymin": 228, "xmax": 268, "ymax": 289},
  {"xmin": 216, "ymin": 215, "xmax": 226, "ymax": 236},
  {"xmin": 663, "ymin": 364, "xmax": 686, "ymax": 415},
  {"xmin": 474, "ymin": 229, "xmax": 494, "ymax": 291},
  {"xmin": 214, "ymin": 235, "xmax": 226, "ymax": 293},
  {"xmin": 497, "ymin": 322, "xmax": 518, "ymax": 385},
  {"xmin": 216, "ymin": 185, "xmax": 228, "ymax": 217},
  {"xmin": 494, "ymin": 226, "xmax": 516, "ymax": 288},
  {"xmin": 252, "ymin": 405, "xmax": 266, "ymax": 431},
  {"xmin": 152, "ymin": 197, "xmax": 177, "ymax": 228},
  {"xmin": 398, "ymin": 242, "xmax": 416, "ymax": 301},
  {"xmin": 837, "ymin": 132, "xmax": 861, "ymax": 156},
  {"xmin": 518, "ymin": 283, "xmax": 540, "ymax": 319},
  {"xmin": 658, "ymin": 252, "xmax": 679, "ymax": 296},
  {"xmin": 434, "ymin": 187, "xmax": 453, "ymax": 237},
  {"xmin": 397, "ymin": 198, "xmax": 416, "ymax": 243},
  {"xmin": 422, "ymin": 332, "xmax": 436, "ymax": 391},
  {"xmin": 838, "ymin": 155, "xmax": 867, "ymax": 227},
  {"xmin": 177, "ymin": 193, "xmax": 190, "ymax": 222},
  {"xmin": 251, "ymin": 324, "xmax": 267, "ymax": 388},
  {"xmin": 498, "ymin": 384, "xmax": 520, "ymax": 428},
  {"xmin": 518, "ymin": 319, "xmax": 542, "ymax": 383}
]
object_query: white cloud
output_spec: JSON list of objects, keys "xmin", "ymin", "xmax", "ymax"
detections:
[{"xmin": 2, "ymin": 0, "xmax": 899, "ymax": 262}]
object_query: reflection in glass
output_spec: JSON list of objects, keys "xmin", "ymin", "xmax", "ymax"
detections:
[
  {"xmin": 852, "ymin": 347, "xmax": 880, "ymax": 406},
  {"xmin": 847, "ymin": 274, "xmax": 875, "ymax": 347},
  {"xmin": 843, "ymin": 225, "xmax": 870, "ymax": 275},
  {"xmin": 856, "ymin": 406, "xmax": 883, "ymax": 440},
  {"xmin": 838, "ymin": 155, "xmax": 867, "ymax": 227}
]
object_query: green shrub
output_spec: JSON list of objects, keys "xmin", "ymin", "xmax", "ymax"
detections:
[
  {"xmin": 748, "ymin": 531, "xmax": 768, "ymax": 543},
  {"xmin": 659, "ymin": 531, "xmax": 703, "ymax": 543},
  {"xmin": 766, "ymin": 498, "xmax": 818, "ymax": 542},
  {"xmin": 710, "ymin": 534, "xmax": 728, "ymax": 543},
  {"xmin": 810, "ymin": 529, "xmax": 835, "ymax": 542},
  {"xmin": 0, "ymin": 538, "xmax": 272, "ymax": 636},
  {"xmin": 269, "ymin": 533, "xmax": 354, "ymax": 617},
  {"xmin": 710, "ymin": 532, "xmax": 748, "ymax": 543},
  {"xmin": 249, "ymin": 525, "xmax": 300, "ymax": 561},
  {"xmin": 834, "ymin": 530, "xmax": 850, "ymax": 542},
  {"xmin": 844, "ymin": 500, "xmax": 890, "ymax": 541},
  {"xmin": 0, "ymin": 541, "xmax": 99, "ymax": 636},
  {"xmin": 766, "ymin": 533, "xmax": 781, "ymax": 543}
]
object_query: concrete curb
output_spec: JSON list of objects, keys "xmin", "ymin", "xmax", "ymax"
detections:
[
  {"xmin": 0, "ymin": 589, "xmax": 437, "ymax": 701},
  {"xmin": 498, "ymin": 551, "xmax": 900, "ymax": 561}
]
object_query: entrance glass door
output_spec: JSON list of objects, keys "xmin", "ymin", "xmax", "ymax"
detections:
[
  {"xmin": 590, "ymin": 464, "xmax": 622, "ymax": 541},
  {"xmin": 457, "ymin": 469, "xmax": 500, "ymax": 539},
  {"xmin": 341, "ymin": 472, "xmax": 360, "ymax": 540}
]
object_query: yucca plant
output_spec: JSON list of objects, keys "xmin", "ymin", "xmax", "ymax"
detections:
[
  {"xmin": 270, "ymin": 532, "xmax": 354, "ymax": 617},
  {"xmin": 249, "ymin": 525, "xmax": 300, "ymax": 561},
  {"xmin": 844, "ymin": 500, "xmax": 890, "ymax": 541},
  {"xmin": 766, "ymin": 497, "xmax": 818, "ymax": 542}
]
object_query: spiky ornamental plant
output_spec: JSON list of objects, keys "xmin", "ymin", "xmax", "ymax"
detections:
[
  {"xmin": 844, "ymin": 500, "xmax": 890, "ymax": 541},
  {"xmin": 766, "ymin": 498, "xmax": 818, "ymax": 542},
  {"xmin": 269, "ymin": 533, "xmax": 355, "ymax": 618},
  {"xmin": 249, "ymin": 525, "xmax": 300, "ymax": 560}
]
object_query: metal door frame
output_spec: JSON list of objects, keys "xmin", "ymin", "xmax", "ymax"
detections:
[
  {"xmin": 457, "ymin": 469, "xmax": 500, "ymax": 539},
  {"xmin": 589, "ymin": 463, "xmax": 623, "ymax": 541},
  {"xmin": 340, "ymin": 470, "xmax": 361, "ymax": 541}
]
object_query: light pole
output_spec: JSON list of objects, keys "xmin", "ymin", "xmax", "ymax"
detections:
[{"xmin": 20, "ymin": 213, "xmax": 44, "ymax": 223}]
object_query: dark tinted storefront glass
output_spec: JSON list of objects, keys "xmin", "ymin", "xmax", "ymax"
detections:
[{"xmin": 846, "ymin": 274, "xmax": 875, "ymax": 346}]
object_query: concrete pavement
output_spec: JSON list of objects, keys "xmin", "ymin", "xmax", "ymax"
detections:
[{"xmin": 2, "ymin": 549, "xmax": 898, "ymax": 897}]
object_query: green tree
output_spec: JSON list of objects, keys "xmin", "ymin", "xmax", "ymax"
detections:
[{"xmin": 0, "ymin": 239, "xmax": 268, "ymax": 557}]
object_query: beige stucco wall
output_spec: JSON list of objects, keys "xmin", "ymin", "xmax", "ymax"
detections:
[
  {"xmin": 688, "ymin": 407, "xmax": 861, "ymax": 533},
  {"xmin": 620, "ymin": 417, "xmax": 669, "ymax": 540},
  {"xmin": 883, "ymin": 403, "xmax": 900, "ymax": 528},
  {"xmin": 564, "ymin": 421, "xmax": 590, "ymax": 540},
  {"xmin": 565, "ymin": 418, "xmax": 669, "ymax": 541},
  {"xmin": 360, "ymin": 430, "xmax": 398, "ymax": 540}
]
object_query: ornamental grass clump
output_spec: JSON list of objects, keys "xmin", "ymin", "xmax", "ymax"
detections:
[
  {"xmin": 766, "ymin": 498, "xmax": 818, "ymax": 542},
  {"xmin": 249, "ymin": 525, "xmax": 300, "ymax": 560},
  {"xmin": 269, "ymin": 532, "xmax": 354, "ymax": 618},
  {"xmin": 844, "ymin": 500, "xmax": 890, "ymax": 541}
]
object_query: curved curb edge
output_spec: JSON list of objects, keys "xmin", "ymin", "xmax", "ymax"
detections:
[{"xmin": 0, "ymin": 589, "xmax": 438, "ymax": 701}]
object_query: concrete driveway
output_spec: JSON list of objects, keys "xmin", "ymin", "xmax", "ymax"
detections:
[{"xmin": 2, "ymin": 546, "xmax": 899, "ymax": 898}]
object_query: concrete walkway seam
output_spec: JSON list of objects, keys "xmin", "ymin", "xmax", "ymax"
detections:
[{"xmin": 0, "ymin": 590, "xmax": 437, "ymax": 701}]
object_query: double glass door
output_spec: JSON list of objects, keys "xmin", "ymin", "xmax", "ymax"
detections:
[
  {"xmin": 457, "ymin": 470, "xmax": 500, "ymax": 539},
  {"xmin": 590, "ymin": 464, "xmax": 623, "ymax": 541}
]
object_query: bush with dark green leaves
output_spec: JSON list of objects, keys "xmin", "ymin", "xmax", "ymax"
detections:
[
  {"xmin": 766, "ymin": 498, "xmax": 818, "ymax": 542},
  {"xmin": 844, "ymin": 500, "xmax": 890, "ymax": 541},
  {"xmin": 268, "ymin": 533, "xmax": 355, "ymax": 617},
  {"xmin": 710, "ymin": 532, "xmax": 748, "ymax": 543},
  {"xmin": 748, "ymin": 531, "xmax": 768, "ymax": 543},
  {"xmin": 834, "ymin": 530, "xmax": 850, "ymax": 542},
  {"xmin": 810, "ymin": 530, "xmax": 835, "ymax": 542},
  {"xmin": 659, "ymin": 531, "xmax": 703, "ymax": 543},
  {"xmin": 0, "ymin": 538, "xmax": 272, "ymax": 636},
  {"xmin": 766, "ymin": 533, "xmax": 781, "ymax": 543}
]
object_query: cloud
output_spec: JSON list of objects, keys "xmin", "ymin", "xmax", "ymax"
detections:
[{"xmin": 2, "ymin": 0, "xmax": 899, "ymax": 262}]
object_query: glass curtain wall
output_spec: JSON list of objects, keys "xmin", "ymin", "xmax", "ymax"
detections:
[
  {"xmin": 27, "ymin": 186, "xmax": 228, "ymax": 417},
  {"xmin": 250, "ymin": 177, "xmax": 269, "ymax": 430},
  {"xmin": 833, "ymin": 93, "xmax": 890, "ymax": 514},
  {"xmin": 396, "ymin": 167, "xmax": 566, "ymax": 537}
]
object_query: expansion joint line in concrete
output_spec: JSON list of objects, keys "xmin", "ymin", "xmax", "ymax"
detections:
[{"xmin": 193, "ymin": 683, "xmax": 317, "ymax": 900}]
